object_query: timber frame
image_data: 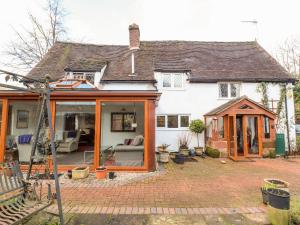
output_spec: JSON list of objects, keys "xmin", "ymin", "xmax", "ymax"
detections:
[
  {"xmin": 204, "ymin": 96, "xmax": 277, "ymax": 161},
  {"xmin": 0, "ymin": 91, "xmax": 160, "ymax": 172}
]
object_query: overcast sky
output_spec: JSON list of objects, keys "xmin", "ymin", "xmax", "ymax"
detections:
[{"xmin": 0, "ymin": 0, "xmax": 300, "ymax": 71}]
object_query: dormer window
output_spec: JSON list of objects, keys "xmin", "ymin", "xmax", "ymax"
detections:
[
  {"xmin": 67, "ymin": 72, "xmax": 95, "ymax": 84},
  {"xmin": 161, "ymin": 73, "xmax": 184, "ymax": 90},
  {"xmin": 218, "ymin": 82, "xmax": 240, "ymax": 98}
]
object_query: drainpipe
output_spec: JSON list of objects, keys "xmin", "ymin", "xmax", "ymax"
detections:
[{"xmin": 284, "ymin": 83, "xmax": 291, "ymax": 157}]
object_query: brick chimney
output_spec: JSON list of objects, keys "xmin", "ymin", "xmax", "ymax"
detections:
[{"xmin": 129, "ymin": 23, "xmax": 140, "ymax": 50}]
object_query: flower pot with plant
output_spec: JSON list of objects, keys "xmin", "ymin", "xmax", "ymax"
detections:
[
  {"xmin": 178, "ymin": 133, "xmax": 191, "ymax": 156},
  {"xmin": 189, "ymin": 119, "xmax": 206, "ymax": 156},
  {"xmin": 158, "ymin": 144, "xmax": 170, "ymax": 163}
]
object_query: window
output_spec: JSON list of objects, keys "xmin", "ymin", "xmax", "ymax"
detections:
[
  {"xmin": 161, "ymin": 73, "xmax": 184, "ymax": 89},
  {"xmin": 264, "ymin": 116, "xmax": 270, "ymax": 139},
  {"xmin": 156, "ymin": 115, "xmax": 190, "ymax": 129},
  {"xmin": 162, "ymin": 74, "xmax": 171, "ymax": 87},
  {"xmin": 218, "ymin": 83, "xmax": 240, "ymax": 98},
  {"xmin": 217, "ymin": 117, "xmax": 224, "ymax": 138},
  {"xmin": 180, "ymin": 115, "xmax": 189, "ymax": 127},
  {"xmin": 72, "ymin": 72, "xmax": 95, "ymax": 84},
  {"xmin": 168, "ymin": 116, "xmax": 178, "ymax": 128},
  {"xmin": 156, "ymin": 116, "xmax": 165, "ymax": 127}
]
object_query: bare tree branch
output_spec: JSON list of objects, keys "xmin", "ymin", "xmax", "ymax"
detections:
[{"xmin": 4, "ymin": 0, "xmax": 66, "ymax": 70}]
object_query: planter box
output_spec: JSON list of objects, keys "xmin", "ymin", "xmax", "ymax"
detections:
[
  {"xmin": 159, "ymin": 152, "xmax": 169, "ymax": 163},
  {"xmin": 263, "ymin": 178, "xmax": 289, "ymax": 192},
  {"xmin": 72, "ymin": 167, "xmax": 89, "ymax": 179}
]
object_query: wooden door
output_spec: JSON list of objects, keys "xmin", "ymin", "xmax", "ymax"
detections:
[{"xmin": 228, "ymin": 115, "xmax": 237, "ymax": 160}]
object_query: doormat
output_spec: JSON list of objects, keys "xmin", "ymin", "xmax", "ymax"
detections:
[{"xmin": 172, "ymin": 157, "xmax": 198, "ymax": 163}]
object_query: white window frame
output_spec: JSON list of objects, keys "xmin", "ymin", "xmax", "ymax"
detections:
[
  {"xmin": 161, "ymin": 73, "xmax": 185, "ymax": 90},
  {"xmin": 67, "ymin": 72, "xmax": 96, "ymax": 84},
  {"xmin": 218, "ymin": 82, "xmax": 240, "ymax": 99},
  {"xmin": 156, "ymin": 114, "xmax": 190, "ymax": 130}
]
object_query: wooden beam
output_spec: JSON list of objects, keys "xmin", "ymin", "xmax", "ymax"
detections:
[
  {"xmin": 0, "ymin": 99, "xmax": 8, "ymax": 163},
  {"xmin": 94, "ymin": 100, "xmax": 101, "ymax": 169},
  {"xmin": 233, "ymin": 115, "xmax": 237, "ymax": 160}
]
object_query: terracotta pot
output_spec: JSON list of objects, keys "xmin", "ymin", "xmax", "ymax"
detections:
[
  {"xmin": 180, "ymin": 148, "xmax": 189, "ymax": 156},
  {"xmin": 95, "ymin": 167, "xmax": 107, "ymax": 179}
]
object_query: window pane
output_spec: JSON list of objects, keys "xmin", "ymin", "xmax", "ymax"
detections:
[
  {"xmin": 230, "ymin": 83, "xmax": 239, "ymax": 97},
  {"xmin": 219, "ymin": 83, "xmax": 228, "ymax": 98},
  {"xmin": 55, "ymin": 102, "xmax": 96, "ymax": 165},
  {"xmin": 218, "ymin": 117, "xmax": 224, "ymax": 138},
  {"xmin": 174, "ymin": 74, "xmax": 183, "ymax": 88},
  {"xmin": 100, "ymin": 102, "xmax": 145, "ymax": 167},
  {"xmin": 180, "ymin": 116, "xmax": 189, "ymax": 127},
  {"xmin": 167, "ymin": 116, "xmax": 178, "ymax": 128},
  {"xmin": 85, "ymin": 73, "xmax": 95, "ymax": 84},
  {"xmin": 157, "ymin": 116, "xmax": 165, "ymax": 127},
  {"xmin": 264, "ymin": 117, "xmax": 270, "ymax": 138},
  {"xmin": 163, "ymin": 74, "xmax": 171, "ymax": 87}
]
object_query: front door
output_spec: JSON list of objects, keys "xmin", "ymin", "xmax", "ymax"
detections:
[{"xmin": 246, "ymin": 115, "xmax": 259, "ymax": 156}]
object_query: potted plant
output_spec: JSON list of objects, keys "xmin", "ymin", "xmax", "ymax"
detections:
[
  {"xmin": 178, "ymin": 133, "xmax": 191, "ymax": 156},
  {"xmin": 189, "ymin": 119, "xmax": 206, "ymax": 156},
  {"xmin": 95, "ymin": 167, "xmax": 107, "ymax": 179},
  {"xmin": 263, "ymin": 178, "xmax": 289, "ymax": 192},
  {"xmin": 158, "ymin": 144, "xmax": 170, "ymax": 163}
]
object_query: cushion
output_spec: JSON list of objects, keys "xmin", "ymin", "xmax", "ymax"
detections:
[
  {"xmin": 65, "ymin": 138, "xmax": 74, "ymax": 143},
  {"xmin": 124, "ymin": 139, "xmax": 133, "ymax": 145},
  {"xmin": 67, "ymin": 131, "xmax": 77, "ymax": 138},
  {"xmin": 131, "ymin": 135, "xmax": 144, "ymax": 146}
]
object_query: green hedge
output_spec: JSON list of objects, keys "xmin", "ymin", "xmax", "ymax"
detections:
[{"xmin": 205, "ymin": 147, "xmax": 220, "ymax": 158}]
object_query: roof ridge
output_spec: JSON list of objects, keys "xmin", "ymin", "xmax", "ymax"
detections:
[
  {"xmin": 56, "ymin": 41, "xmax": 127, "ymax": 47},
  {"xmin": 141, "ymin": 40, "xmax": 256, "ymax": 44}
]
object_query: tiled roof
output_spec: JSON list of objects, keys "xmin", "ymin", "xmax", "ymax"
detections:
[
  {"xmin": 28, "ymin": 41, "xmax": 295, "ymax": 83},
  {"xmin": 204, "ymin": 95, "xmax": 276, "ymax": 116}
]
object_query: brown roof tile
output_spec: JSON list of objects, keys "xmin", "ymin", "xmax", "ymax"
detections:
[{"xmin": 28, "ymin": 41, "xmax": 295, "ymax": 83}]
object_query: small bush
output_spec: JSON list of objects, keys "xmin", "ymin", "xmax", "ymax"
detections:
[
  {"xmin": 205, "ymin": 147, "xmax": 220, "ymax": 158},
  {"xmin": 291, "ymin": 199, "xmax": 300, "ymax": 225},
  {"xmin": 296, "ymin": 136, "xmax": 300, "ymax": 152},
  {"xmin": 269, "ymin": 149, "xmax": 276, "ymax": 158}
]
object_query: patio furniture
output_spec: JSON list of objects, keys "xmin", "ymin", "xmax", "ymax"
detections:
[
  {"xmin": 56, "ymin": 130, "xmax": 81, "ymax": 153},
  {"xmin": 0, "ymin": 161, "xmax": 53, "ymax": 225},
  {"xmin": 83, "ymin": 149, "xmax": 94, "ymax": 163}
]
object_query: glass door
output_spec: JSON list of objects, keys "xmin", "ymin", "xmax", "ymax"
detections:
[
  {"xmin": 228, "ymin": 116, "xmax": 236, "ymax": 159},
  {"xmin": 247, "ymin": 116, "xmax": 259, "ymax": 155}
]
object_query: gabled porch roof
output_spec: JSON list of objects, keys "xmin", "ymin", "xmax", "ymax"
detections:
[{"xmin": 204, "ymin": 96, "xmax": 276, "ymax": 119}]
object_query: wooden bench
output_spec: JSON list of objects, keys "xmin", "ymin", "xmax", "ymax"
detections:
[{"xmin": 0, "ymin": 161, "xmax": 53, "ymax": 225}]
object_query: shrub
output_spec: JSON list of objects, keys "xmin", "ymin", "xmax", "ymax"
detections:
[
  {"xmin": 296, "ymin": 136, "xmax": 300, "ymax": 152},
  {"xmin": 189, "ymin": 119, "xmax": 205, "ymax": 147},
  {"xmin": 205, "ymin": 147, "xmax": 220, "ymax": 158},
  {"xmin": 291, "ymin": 199, "xmax": 300, "ymax": 225},
  {"xmin": 269, "ymin": 149, "xmax": 276, "ymax": 158}
]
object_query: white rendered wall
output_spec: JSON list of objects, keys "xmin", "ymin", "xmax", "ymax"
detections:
[{"xmin": 154, "ymin": 72, "xmax": 295, "ymax": 151}]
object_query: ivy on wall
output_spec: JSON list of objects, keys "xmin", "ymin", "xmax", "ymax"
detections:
[{"xmin": 256, "ymin": 82, "xmax": 269, "ymax": 109}]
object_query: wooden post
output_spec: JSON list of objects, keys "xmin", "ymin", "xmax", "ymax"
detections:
[
  {"xmin": 94, "ymin": 99, "xmax": 101, "ymax": 169},
  {"xmin": 0, "ymin": 99, "xmax": 8, "ymax": 163}
]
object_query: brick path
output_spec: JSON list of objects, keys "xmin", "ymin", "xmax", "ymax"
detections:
[
  {"xmin": 46, "ymin": 204, "xmax": 266, "ymax": 215},
  {"xmin": 57, "ymin": 157, "xmax": 300, "ymax": 208}
]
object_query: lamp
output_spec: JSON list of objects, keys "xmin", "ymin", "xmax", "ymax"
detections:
[{"xmin": 132, "ymin": 102, "xmax": 138, "ymax": 128}]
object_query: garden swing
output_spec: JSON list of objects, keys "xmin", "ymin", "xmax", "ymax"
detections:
[{"xmin": 0, "ymin": 69, "xmax": 64, "ymax": 225}]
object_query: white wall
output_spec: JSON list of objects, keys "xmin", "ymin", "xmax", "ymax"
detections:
[
  {"xmin": 154, "ymin": 72, "xmax": 295, "ymax": 151},
  {"xmin": 100, "ymin": 103, "xmax": 144, "ymax": 147}
]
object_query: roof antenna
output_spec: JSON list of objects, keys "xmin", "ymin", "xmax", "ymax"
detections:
[{"xmin": 241, "ymin": 20, "xmax": 258, "ymax": 41}]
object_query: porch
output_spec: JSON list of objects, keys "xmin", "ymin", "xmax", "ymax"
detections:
[
  {"xmin": 0, "ymin": 91, "xmax": 159, "ymax": 172},
  {"xmin": 204, "ymin": 96, "xmax": 276, "ymax": 160}
]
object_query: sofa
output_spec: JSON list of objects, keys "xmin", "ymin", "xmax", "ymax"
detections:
[{"xmin": 113, "ymin": 135, "xmax": 144, "ymax": 166}]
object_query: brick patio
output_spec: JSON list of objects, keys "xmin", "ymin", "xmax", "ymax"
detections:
[{"xmin": 58, "ymin": 157, "xmax": 300, "ymax": 209}]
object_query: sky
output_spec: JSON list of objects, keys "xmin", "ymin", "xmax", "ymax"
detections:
[{"xmin": 0, "ymin": 0, "xmax": 300, "ymax": 72}]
